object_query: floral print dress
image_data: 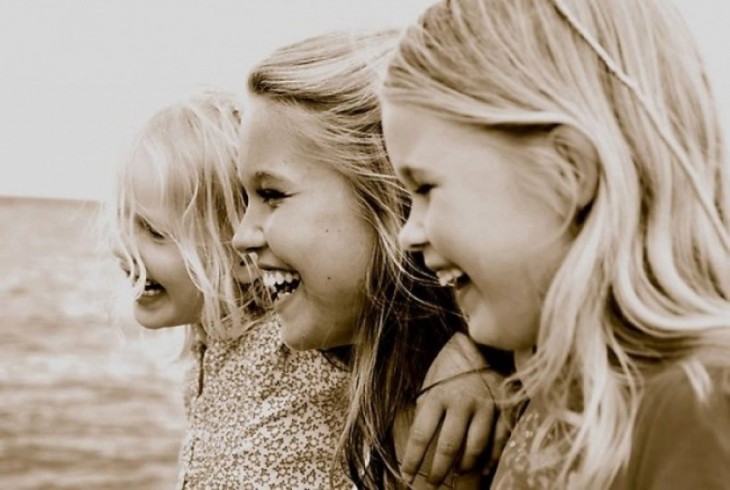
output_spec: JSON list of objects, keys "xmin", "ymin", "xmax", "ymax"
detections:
[{"xmin": 176, "ymin": 318, "xmax": 350, "ymax": 489}]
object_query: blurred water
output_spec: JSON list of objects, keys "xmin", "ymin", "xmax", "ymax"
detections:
[{"xmin": 0, "ymin": 197, "xmax": 186, "ymax": 490}]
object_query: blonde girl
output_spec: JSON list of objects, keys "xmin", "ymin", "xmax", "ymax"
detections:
[
  {"xmin": 233, "ymin": 30, "xmax": 512, "ymax": 489},
  {"xmin": 112, "ymin": 92, "xmax": 350, "ymax": 489},
  {"xmin": 381, "ymin": 0, "xmax": 730, "ymax": 488}
]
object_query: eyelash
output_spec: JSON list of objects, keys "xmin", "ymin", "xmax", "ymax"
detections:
[
  {"xmin": 138, "ymin": 219, "xmax": 166, "ymax": 240},
  {"xmin": 256, "ymin": 188, "xmax": 288, "ymax": 205},
  {"xmin": 413, "ymin": 183, "xmax": 434, "ymax": 195}
]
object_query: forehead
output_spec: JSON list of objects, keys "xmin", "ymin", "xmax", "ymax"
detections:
[
  {"xmin": 122, "ymin": 152, "xmax": 173, "ymax": 221},
  {"xmin": 382, "ymin": 102, "xmax": 525, "ymax": 172},
  {"xmin": 239, "ymin": 96, "xmax": 305, "ymax": 174}
]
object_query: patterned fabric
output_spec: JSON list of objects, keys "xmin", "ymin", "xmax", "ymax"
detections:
[
  {"xmin": 176, "ymin": 318, "xmax": 351, "ymax": 489},
  {"xmin": 490, "ymin": 403, "xmax": 567, "ymax": 489}
]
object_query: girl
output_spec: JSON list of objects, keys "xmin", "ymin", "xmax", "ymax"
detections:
[
  {"xmin": 233, "ymin": 30, "xmax": 512, "ymax": 488},
  {"xmin": 381, "ymin": 0, "xmax": 730, "ymax": 488},
  {"xmin": 112, "ymin": 92, "xmax": 351, "ymax": 489}
]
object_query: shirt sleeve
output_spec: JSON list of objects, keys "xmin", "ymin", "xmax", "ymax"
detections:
[{"xmin": 617, "ymin": 366, "xmax": 730, "ymax": 490}]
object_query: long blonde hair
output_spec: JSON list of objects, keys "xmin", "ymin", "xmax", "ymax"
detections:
[
  {"xmin": 247, "ymin": 30, "xmax": 490, "ymax": 487},
  {"xmin": 114, "ymin": 91, "xmax": 264, "ymax": 342},
  {"xmin": 384, "ymin": 0, "xmax": 730, "ymax": 486}
]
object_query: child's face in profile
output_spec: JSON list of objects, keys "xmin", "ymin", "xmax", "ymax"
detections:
[
  {"xmin": 233, "ymin": 96, "xmax": 376, "ymax": 351},
  {"xmin": 382, "ymin": 102, "xmax": 571, "ymax": 354},
  {"xmin": 118, "ymin": 163, "xmax": 204, "ymax": 329}
]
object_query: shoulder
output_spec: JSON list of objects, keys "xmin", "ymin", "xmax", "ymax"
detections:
[
  {"xmin": 615, "ymin": 360, "xmax": 730, "ymax": 489},
  {"xmin": 641, "ymin": 360, "xmax": 730, "ymax": 412}
]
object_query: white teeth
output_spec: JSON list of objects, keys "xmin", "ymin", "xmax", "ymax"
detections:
[
  {"xmin": 435, "ymin": 268, "xmax": 465, "ymax": 287},
  {"xmin": 261, "ymin": 270, "xmax": 301, "ymax": 301}
]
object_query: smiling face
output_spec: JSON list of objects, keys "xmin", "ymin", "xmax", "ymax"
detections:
[
  {"xmin": 232, "ymin": 96, "xmax": 376, "ymax": 350},
  {"xmin": 121, "ymin": 162, "xmax": 204, "ymax": 329},
  {"xmin": 382, "ymin": 103, "xmax": 571, "ymax": 353}
]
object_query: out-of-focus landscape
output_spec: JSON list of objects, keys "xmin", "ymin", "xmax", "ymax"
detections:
[{"xmin": 0, "ymin": 197, "xmax": 186, "ymax": 489}]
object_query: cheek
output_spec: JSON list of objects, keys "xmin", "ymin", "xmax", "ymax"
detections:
[{"xmin": 322, "ymin": 226, "xmax": 372, "ymax": 287}]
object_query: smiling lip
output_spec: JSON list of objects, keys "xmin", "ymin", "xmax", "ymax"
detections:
[
  {"xmin": 453, "ymin": 277, "xmax": 479, "ymax": 320},
  {"xmin": 136, "ymin": 289, "xmax": 164, "ymax": 304}
]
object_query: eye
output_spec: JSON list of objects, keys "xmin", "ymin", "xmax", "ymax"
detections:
[
  {"xmin": 256, "ymin": 187, "xmax": 289, "ymax": 206},
  {"xmin": 413, "ymin": 183, "xmax": 434, "ymax": 196},
  {"xmin": 137, "ymin": 217, "xmax": 167, "ymax": 241}
]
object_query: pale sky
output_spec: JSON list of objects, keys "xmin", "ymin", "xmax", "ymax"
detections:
[{"xmin": 1, "ymin": 0, "xmax": 728, "ymax": 201}]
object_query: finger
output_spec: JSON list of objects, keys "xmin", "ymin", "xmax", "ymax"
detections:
[
  {"xmin": 458, "ymin": 408, "xmax": 494, "ymax": 473},
  {"xmin": 488, "ymin": 411, "xmax": 511, "ymax": 470},
  {"xmin": 401, "ymin": 402, "xmax": 444, "ymax": 483},
  {"xmin": 426, "ymin": 408, "xmax": 472, "ymax": 487}
]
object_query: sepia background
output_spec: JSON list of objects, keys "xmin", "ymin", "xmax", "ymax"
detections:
[{"xmin": 1, "ymin": 0, "xmax": 728, "ymax": 488}]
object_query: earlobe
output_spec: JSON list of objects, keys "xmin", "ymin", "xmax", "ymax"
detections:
[{"xmin": 550, "ymin": 125, "xmax": 599, "ymax": 216}]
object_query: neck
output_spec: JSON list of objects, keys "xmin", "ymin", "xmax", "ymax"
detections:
[{"xmin": 514, "ymin": 348, "xmax": 534, "ymax": 371}]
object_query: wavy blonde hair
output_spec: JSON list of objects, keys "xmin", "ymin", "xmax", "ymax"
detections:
[
  {"xmin": 114, "ymin": 91, "xmax": 264, "ymax": 343},
  {"xmin": 383, "ymin": 0, "xmax": 730, "ymax": 487},
  {"xmin": 247, "ymin": 30, "xmax": 493, "ymax": 487}
]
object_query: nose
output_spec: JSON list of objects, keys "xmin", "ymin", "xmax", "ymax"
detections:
[
  {"xmin": 232, "ymin": 206, "xmax": 265, "ymax": 256},
  {"xmin": 398, "ymin": 204, "xmax": 428, "ymax": 252},
  {"xmin": 109, "ymin": 232, "xmax": 137, "ymax": 278},
  {"xmin": 110, "ymin": 239, "xmax": 125, "ymax": 260},
  {"xmin": 109, "ymin": 229, "xmax": 130, "ymax": 263}
]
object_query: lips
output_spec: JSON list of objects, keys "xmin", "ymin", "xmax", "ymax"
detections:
[
  {"xmin": 141, "ymin": 279, "xmax": 164, "ymax": 297},
  {"xmin": 122, "ymin": 266, "xmax": 165, "ymax": 300}
]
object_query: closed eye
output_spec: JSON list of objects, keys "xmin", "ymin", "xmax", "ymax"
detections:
[
  {"xmin": 256, "ymin": 187, "xmax": 289, "ymax": 205},
  {"xmin": 413, "ymin": 183, "xmax": 434, "ymax": 195},
  {"xmin": 136, "ymin": 217, "xmax": 167, "ymax": 241}
]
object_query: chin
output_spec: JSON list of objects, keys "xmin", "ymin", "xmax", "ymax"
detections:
[
  {"xmin": 466, "ymin": 317, "xmax": 504, "ymax": 349},
  {"xmin": 136, "ymin": 320, "xmax": 175, "ymax": 330},
  {"xmin": 134, "ymin": 317, "xmax": 176, "ymax": 330},
  {"xmin": 133, "ymin": 311, "xmax": 176, "ymax": 330}
]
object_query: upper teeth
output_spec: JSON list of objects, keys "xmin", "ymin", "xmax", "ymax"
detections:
[
  {"xmin": 435, "ymin": 268, "xmax": 465, "ymax": 287},
  {"xmin": 262, "ymin": 270, "xmax": 301, "ymax": 292}
]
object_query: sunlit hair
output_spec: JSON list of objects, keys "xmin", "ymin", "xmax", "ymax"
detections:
[
  {"xmin": 384, "ymin": 0, "xmax": 730, "ymax": 487},
  {"xmin": 114, "ymin": 91, "xmax": 265, "ymax": 343},
  {"xmin": 247, "ymin": 30, "xmax": 505, "ymax": 487}
]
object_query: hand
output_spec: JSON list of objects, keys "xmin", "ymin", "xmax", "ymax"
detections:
[{"xmin": 401, "ymin": 333, "xmax": 508, "ymax": 487}]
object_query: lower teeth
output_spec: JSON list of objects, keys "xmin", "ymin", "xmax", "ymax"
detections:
[{"xmin": 271, "ymin": 288, "xmax": 296, "ymax": 302}]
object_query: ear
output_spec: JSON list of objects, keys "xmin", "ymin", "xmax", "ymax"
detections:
[{"xmin": 550, "ymin": 125, "xmax": 599, "ymax": 215}]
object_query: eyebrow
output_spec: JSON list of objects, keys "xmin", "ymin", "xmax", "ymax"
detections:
[
  {"xmin": 398, "ymin": 165, "xmax": 428, "ymax": 186},
  {"xmin": 238, "ymin": 170, "xmax": 292, "ymax": 188},
  {"xmin": 245, "ymin": 169, "xmax": 292, "ymax": 188}
]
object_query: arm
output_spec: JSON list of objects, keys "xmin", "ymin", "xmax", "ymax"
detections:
[{"xmin": 401, "ymin": 332, "xmax": 510, "ymax": 488}]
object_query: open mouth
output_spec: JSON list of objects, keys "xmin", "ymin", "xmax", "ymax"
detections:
[
  {"xmin": 120, "ymin": 264, "xmax": 165, "ymax": 299},
  {"xmin": 435, "ymin": 268, "xmax": 470, "ymax": 289},
  {"xmin": 261, "ymin": 270, "xmax": 301, "ymax": 303},
  {"xmin": 141, "ymin": 279, "xmax": 164, "ymax": 297}
]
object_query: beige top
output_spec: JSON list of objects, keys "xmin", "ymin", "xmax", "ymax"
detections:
[{"xmin": 176, "ymin": 318, "xmax": 351, "ymax": 489}]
